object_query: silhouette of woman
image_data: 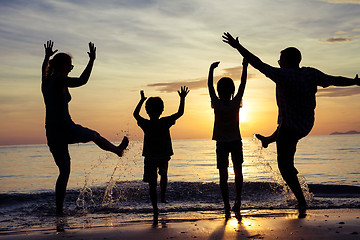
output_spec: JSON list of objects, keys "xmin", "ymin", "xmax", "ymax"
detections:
[{"xmin": 41, "ymin": 40, "xmax": 128, "ymax": 214}]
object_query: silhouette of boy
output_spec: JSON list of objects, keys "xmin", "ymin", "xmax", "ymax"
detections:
[
  {"xmin": 223, "ymin": 32, "xmax": 359, "ymax": 217},
  {"xmin": 133, "ymin": 86, "xmax": 189, "ymax": 223},
  {"xmin": 208, "ymin": 59, "xmax": 248, "ymax": 218}
]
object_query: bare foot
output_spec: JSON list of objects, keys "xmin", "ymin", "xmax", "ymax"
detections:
[
  {"xmin": 152, "ymin": 207, "xmax": 159, "ymax": 226},
  {"xmin": 225, "ymin": 204, "xmax": 231, "ymax": 219},
  {"xmin": 255, "ymin": 134, "xmax": 269, "ymax": 148},
  {"xmin": 117, "ymin": 136, "xmax": 129, "ymax": 157},
  {"xmin": 225, "ymin": 209, "xmax": 231, "ymax": 219},
  {"xmin": 298, "ymin": 204, "xmax": 307, "ymax": 218},
  {"xmin": 232, "ymin": 202, "xmax": 241, "ymax": 213}
]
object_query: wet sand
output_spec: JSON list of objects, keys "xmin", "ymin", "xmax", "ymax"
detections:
[{"xmin": 1, "ymin": 209, "xmax": 359, "ymax": 240}]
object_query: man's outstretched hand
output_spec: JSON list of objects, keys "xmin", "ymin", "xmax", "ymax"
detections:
[
  {"xmin": 355, "ymin": 74, "xmax": 359, "ymax": 86},
  {"xmin": 222, "ymin": 32, "xmax": 240, "ymax": 49}
]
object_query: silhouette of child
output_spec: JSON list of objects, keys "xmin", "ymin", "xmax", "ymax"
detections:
[
  {"xmin": 133, "ymin": 86, "xmax": 189, "ymax": 223},
  {"xmin": 42, "ymin": 40, "xmax": 129, "ymax": 215},
  {"xmin": 208, "ymin": 59, "xmax": 248, "ymax": 218},
  {"xmin": 223, "ymin": 32, "xmax": 359, "ymax": 217}
]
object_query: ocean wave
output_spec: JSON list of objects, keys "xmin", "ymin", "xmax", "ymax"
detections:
[
  {"xmin": 1, "ymin": 181, "xmax": 359, "ymax": 209},
  {"xmin": 0, "ymin": 181, "xmax": 359, "ymax": 232}
]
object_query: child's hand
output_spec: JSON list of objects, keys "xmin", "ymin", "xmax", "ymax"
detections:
[
  {"xmin": 140, "ymin": 90, "xmax": 147, "ymax": 101},
  {"xmin": 178, "ymin": 86, "xmax": 189, "ymax": 98},
  {"xmin": 210, "ymin": 61, "xmax": 220, "ymax": 69},
  {"xmin": 242, "ymin": 58, "xmax": 248, "ymax": 68}
]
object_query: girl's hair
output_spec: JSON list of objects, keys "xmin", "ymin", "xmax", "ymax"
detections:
[
  {"xmin": 145, "ymin": 97, "xmax": 164, "ymax": 117},
  {"xmin": 46, "ymin": 53, "xmax": 72, "ymax": 79},
  {"xmin": 217, "ymin": 77, "xmax": 235, "ymax": 99}
]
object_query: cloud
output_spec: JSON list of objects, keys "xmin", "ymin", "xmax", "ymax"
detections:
[
  {"xmin": 319, "ymin": 37, "xmax": 352, "ymax": 43},
  {"xmin": 317, "ymin": 87, "xmax": 360, "ymax": 97},
  {"xmin": 320, "ymin": 0, "xmax": 360, "ymax": 4},
  {"xmin": 335, "ymin": 30, "xmax": 347, "ymax": 34},
  {"xmin": 147, "ymin": 66, "xmax": 256, "ymax": 93},
  {"xmin": 147, "ymin": 78, "xmax": 206, "ymax": 93}
]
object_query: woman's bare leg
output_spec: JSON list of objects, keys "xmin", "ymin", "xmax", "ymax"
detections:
[{"xmin": 92, "ymin": 133, "xmax": 129, "ymax": 157}]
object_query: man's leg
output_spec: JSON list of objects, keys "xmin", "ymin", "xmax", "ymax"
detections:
[
  {"xmin": 276, "ymin": 126, "xmax": 307, "ymax": 217},
  {"xmin": 255, "ymin": 127, "xmax": 279, "ymax": 148}
]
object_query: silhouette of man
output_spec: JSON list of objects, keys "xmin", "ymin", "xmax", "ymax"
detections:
[{"xmin": 222, "ymin": 32, "xmax": 359, "ymax": 217}]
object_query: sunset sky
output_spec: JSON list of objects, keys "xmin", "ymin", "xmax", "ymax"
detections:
[{"xmin": 0, "ymin": 0, "xmax": 359, "ymax": 145}]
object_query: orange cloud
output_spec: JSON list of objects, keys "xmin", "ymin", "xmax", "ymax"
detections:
[
  {"xmin": 147, "ymin": 66, "xmax": 255, "ymax": 93},
  {"xmin": 317, "ymin": 86, "xmax": 360, "ymax": 97},
  {"xmin": 320, "ymin": 0, "xmax": 360, "ymax": 4}
]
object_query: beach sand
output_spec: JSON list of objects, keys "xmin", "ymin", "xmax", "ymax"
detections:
[{"xmin": 1, "ymin": 209, "xmax": 359, "ymax": 240}]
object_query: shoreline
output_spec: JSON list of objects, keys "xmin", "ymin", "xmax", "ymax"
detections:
[{"xmin": 1, "ymin": 209, "xmax": 359, "ymax": 240}]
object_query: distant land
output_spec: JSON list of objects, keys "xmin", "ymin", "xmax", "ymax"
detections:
[{"xmin": 330, "ymin": 130, "xmax": 360, "ymax": 135}]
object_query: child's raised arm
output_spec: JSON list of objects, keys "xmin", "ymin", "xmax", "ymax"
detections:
[
  {"xmin": 234, "ymin": 58, "xmax": 248, "ymax": 101},
  {"xmin": 133, "ymin": 90, "xmax": 147, "ymax": 121},
  {"xmin": 172, "ymin": 86, "xmax": 189, "ymax": 120},
  {"xmin": 208, "ymin": 62, "xmax": 220, "ymax": 100}
]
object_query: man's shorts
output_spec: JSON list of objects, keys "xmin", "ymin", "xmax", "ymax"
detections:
[
  {"xmin": 216, "ymin": 140, "xmax": 243, "ymax": 169},
  {"xmin": 143, "ymin": 157, "xmax": 170, "ymax": 183},
  {"xmin": 276, "ymin": 125, "xmax": 303, "ymax": 176}
]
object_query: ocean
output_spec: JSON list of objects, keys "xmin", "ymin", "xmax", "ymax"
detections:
[{"xmin": 0, "ymin": 135, "xmax": 359, "ymax": 232}]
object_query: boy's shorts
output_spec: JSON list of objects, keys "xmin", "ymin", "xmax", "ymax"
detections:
[
  {"xmin": 216, "ymin": 140, "xmax": 243, "ymax": 169},
  {"xmin": 143, "ymin": 157, "xmax": 170, "ymax": 183}
]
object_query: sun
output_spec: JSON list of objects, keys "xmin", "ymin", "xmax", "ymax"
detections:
[{"xmin": 240, "ymin": 100, "xmax": 248, "ymax": 123}]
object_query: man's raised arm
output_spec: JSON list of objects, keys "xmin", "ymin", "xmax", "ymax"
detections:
[{"xmin": 222, "ymin": 32, "xmax": 265, "ymax": 73}]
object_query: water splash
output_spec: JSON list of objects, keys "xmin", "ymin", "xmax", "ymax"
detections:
[
  {"xmin": 76, "ymin": 154, "xmax": 111, "ymax": 211},
  {"xmin": 76, "ymin": 186, "xmax": 94, "ymax": 212},
  {"xmin": 77, "ymin": 130, "xmax": 145, "ymax": 210},
  {"xmin": 76, "ymin": 130, "xmax": 139, "ymax": 211},
  {"xmin": 251, "ymin": 135, "xmax": 313, "ymax": 205},
  {"xmin": 101, "ymin": 134, "xmax": 143, "ymax": 206}
]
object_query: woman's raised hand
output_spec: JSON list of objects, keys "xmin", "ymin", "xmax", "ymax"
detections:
[
  {"xmin": 88, "ymin": 42, "xmax": 96, "ymax": 61},
  {"xmin": 44, "ymin": 40, "xmax": 58, "ymax": 57}
]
